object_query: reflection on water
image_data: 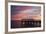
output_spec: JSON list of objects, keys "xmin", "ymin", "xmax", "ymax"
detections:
[{"xmin": 11, "ymin": 19, "xmax": 41, "ymax": 28}]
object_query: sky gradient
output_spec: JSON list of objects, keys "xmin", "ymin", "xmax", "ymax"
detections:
[{"xmin": 11, "ymin": 5, "xmax": 41, "ymax": 20}]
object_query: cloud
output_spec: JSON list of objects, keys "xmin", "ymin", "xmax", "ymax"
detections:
[{"xmin": 11, "ymin": 6, "xmax": 41, "ymax": 20}]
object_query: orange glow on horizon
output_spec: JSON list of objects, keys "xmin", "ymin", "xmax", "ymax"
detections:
[{"xmin": 11, "ymin": 14, "xmax": 41, "ymax": 20}]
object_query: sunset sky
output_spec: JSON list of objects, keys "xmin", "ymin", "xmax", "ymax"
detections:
[{"xmin": 11, "ymin": 5, "xmax": 41, "ymax": 20}]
